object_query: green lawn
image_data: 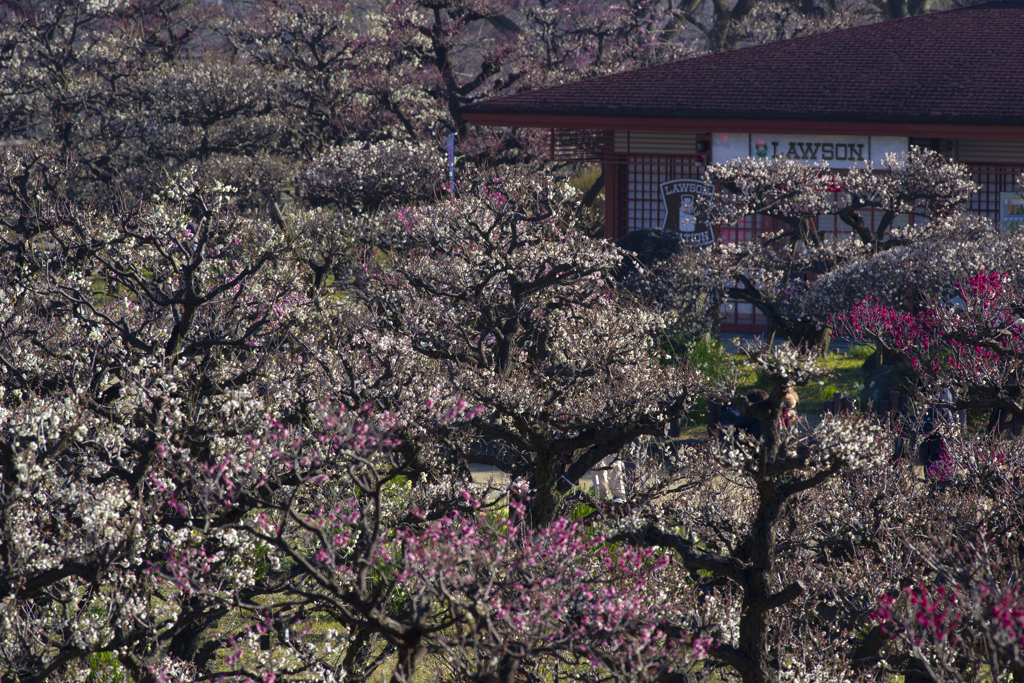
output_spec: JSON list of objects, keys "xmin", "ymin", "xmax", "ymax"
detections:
[
  {"xmin": 677, "ymin": 334, "xmax": 877, "ymax": 436},
  {"xmin": 734, "ymin": 344, "xmax": 875, "ymax": 414}
]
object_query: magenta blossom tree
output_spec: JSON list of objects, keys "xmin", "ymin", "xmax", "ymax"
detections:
[
  {"xmin": 836, "ymin": 269, "xmax": 1024, "ymax": 428},
  {"xmin": 833, "ymin": 264, "xmax": 1024, "ymax": 681},
  {"xmin": 871, "ymin": 520, "xmax": 1024, "ymax": 682}
]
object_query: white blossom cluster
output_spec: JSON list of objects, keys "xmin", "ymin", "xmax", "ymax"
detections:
[
  {"xmin": 842, "ymin": 148, "xmax": 979, "ymax": 224},
  {"xmin": 735, "ymin": 1, "xmax": 857, "ymax": 45},
  {"xmin": 298, "ymin": 140, "xmax": 446, "ymax": 211},
  {"xmin": 342, "ymin": 168, "xmax": 706, "ymax": 504},
  {"xmin": 0, "ymin": 157, "xmax": 355, "ymax": 678},
  {"xmin": 0, "ymin": 0, "xmax": 700, "ymax": 211},
  {"xmin": 689, "ymin": 148, "xmax": 981, "ymax": 345},
  {"xmin": 804, "ymin": 212, "xmax": 1018, "ymax": 322},
  {"xmin": 702, "ymin": 156, "xmax": 837, "ymax": 227},
  {"xmin": 618, "ymin": 244, "xmax": 725, "ymax": 340},
  {"xmin": 742, "ymin": 340, "xmax": 829, "ymax": 387},
  {"xmin": 801, "ymin": 411, "xmax": 886, "ymax": 470}
]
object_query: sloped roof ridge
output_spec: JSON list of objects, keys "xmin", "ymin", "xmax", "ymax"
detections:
[
  {"xmin": 461, "ymin": 2, "xmax": 1024, "ymax": 129},
  {"xmin": 466, "ymin": 4, "xmax": 1004, "ymax": 107}
]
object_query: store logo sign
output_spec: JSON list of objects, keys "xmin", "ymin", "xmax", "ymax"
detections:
[
  {"xmin": 750, "ymin": 135, "xmax": 870, "ymax": 168},
  {"xmin": 660, "ymin": 179, "xmax": 714, "ymax": 246}
]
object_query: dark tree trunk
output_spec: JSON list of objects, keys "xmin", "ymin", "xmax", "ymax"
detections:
[
  {"xmin": 390, "ymin": 637, "xmax": 426, "ymax": 683},
  {"xmin": 342, "ymin": 628, "xmax": 387, "ymax": 682},
  {"xmin": 529, "ymin": 449, "xmax": 563, "ymax": 527},
  {"xmin": 726, "ymin": 284, "xmax": 826, "ymax": 353},
  {"xmin": 167, "ymin": 602, "xmax": 227, "ymax": 673},
  {"xmin": 722, "ymin": 384, "xmax": 803, "ymax": 683},
  {"xmin": 903, "ymin": 658, "xmax": 936, "ymax": 683},
  {"xmin": 581, "ymin": 166, "xmax": 605, "ymax": 208}
]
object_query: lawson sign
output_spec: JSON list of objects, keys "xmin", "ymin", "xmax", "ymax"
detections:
[
  {"xmin": 660, "ymin": 179, "xmax": 714, "ymax": 247},
  {"xmin": 711, "ymin": 133, "xmax": 908, "ymax": 170}
]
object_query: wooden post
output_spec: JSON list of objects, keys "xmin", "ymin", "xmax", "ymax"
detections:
[
  {"xmin": 707, "ymin": 402, "xmax": 722, "ymax": 437},
  {"xmin": 603, "ymin": 131, "xmax": 620, "ymax": 240}
]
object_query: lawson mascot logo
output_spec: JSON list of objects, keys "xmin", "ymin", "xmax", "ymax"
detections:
[{"xmin": 660, "ymin": 179, "xmax": 714, "ymax": 246}]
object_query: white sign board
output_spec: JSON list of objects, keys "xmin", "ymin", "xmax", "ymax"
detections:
[
  {"xmin": 751, "ymin": 135, "xmax": 868, "ymax": 165},
  {"xmin": 711, "ymin": 133, "xmax": 908, "ymax": 169}
]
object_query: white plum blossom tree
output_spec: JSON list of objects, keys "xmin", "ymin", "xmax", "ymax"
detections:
[
  {"xmin": 693, "ymin": 148, "xmax": 980, "ymax": 347},
  {"xmin": 341, "ymin": 167, "xmax": 706, "ymax": 526}
]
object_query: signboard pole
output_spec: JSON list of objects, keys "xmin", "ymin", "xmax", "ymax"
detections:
[{"xmin": 446, "ymin": 133, "xmax": 456, "ymax": 196}]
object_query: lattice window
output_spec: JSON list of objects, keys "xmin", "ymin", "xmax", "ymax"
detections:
[
  {"xmin": 719, "ymin": 214, "xmax": 765, "ymax": 244},
  {"xmin": 619, "ymin": 157, "xmax": 702, "ymax": 231},
  {"xmin": 968, "ymin": 165, "xmax": 1022, "ymax": 223}
]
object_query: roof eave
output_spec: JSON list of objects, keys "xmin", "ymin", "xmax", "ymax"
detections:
[{"xmin": 462, "ymin": 112, "xmax": 1024, "ymax": 140}]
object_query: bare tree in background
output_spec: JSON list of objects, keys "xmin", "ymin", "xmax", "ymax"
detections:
[{"xmin": 645, "ymin": 0, "xmax": 984, "ymax": 52}]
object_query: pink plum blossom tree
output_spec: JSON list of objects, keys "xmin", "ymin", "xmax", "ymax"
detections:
[{"xmin": 836, "ymin": 267, "xmax": 1024, "ymax": 429}]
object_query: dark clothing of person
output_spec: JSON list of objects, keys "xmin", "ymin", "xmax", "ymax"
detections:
[
  {"xmin": 917, "ymin": 405, "xmax": 953, "ymax": 467},
  {"xmin": 718, "ymin": 405, "xmax": 762, "ymax": 440},
  {"xmin": 892, "ymin": 414, "xmax": 915, "ymax": 462},
  {"xmin": 986, "ymin": 386, "xmax": 1021, "ymax": 435}
]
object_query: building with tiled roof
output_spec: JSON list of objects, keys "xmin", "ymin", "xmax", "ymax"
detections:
[{"xmin": 461, "ymin": 2, "xmax": 1024, "ymax": 330}]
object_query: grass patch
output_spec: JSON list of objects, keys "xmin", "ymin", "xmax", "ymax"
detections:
[
  {"xmin": 568, "ymin": 164, "xmax": 603, "ymax": 197},
  {"xmin": 669, "ymin": 338, "xmax": 875, "ymax": 434},
  {"xmin": 87, "ymin": 652, "xmax": 129, "ymax": 683},
  {"xmin": 726, "ymin": 344, "xmax": 875, "ymax": 415},
  {"xmin": 683, "ymin": 332, "xmax": 734, "ymax": 383}
]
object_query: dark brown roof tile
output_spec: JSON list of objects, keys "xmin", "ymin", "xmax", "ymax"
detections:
[{"xmin": 461, "ymin": 2, "xmax": 1024, "ymax": 127}]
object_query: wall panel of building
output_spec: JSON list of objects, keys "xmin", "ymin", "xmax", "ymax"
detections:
[
  {"xmin": 613, "ymin": 131, "xmax": 698, "ymax": 155},
  {"xmin": 955, "ymin": 139, "xmax": 1024, "ymax": 164},
  {"xmin": 951, "ymin": 140, "xmax": 1024, "ymax": 225},
  {"xmin": 603, "ymin": 133, "xmax": 1024, "ymax": 332}
]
